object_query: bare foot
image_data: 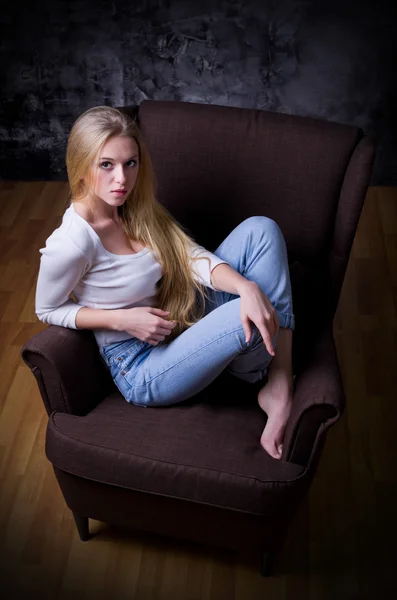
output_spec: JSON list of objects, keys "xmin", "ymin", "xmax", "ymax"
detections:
[{"xmin": 257, "ymin": 378, "xmax": 294, "ymax": 459}]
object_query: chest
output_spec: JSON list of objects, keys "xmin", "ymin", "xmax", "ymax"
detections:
[{"xmin": 94, "ymin": 221, "xmax": 146, "ymax": 255}]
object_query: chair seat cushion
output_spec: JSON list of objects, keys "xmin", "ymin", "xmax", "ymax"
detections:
[{"xmin": 45, "ymin": 373, "xmax": 305, "ymax": 516}]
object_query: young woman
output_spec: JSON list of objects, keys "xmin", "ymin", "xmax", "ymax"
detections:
[{"xmin": 35, "ymin": 105, "xmax": 295, "ymax": 460}]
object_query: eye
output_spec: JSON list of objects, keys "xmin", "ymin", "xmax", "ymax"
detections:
[{"xmin": 100, "ymin": 159, "xmax": 138, "ymax": 169}]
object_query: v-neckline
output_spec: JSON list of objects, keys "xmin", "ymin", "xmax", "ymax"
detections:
[{"xmin": 70, "ymin": 202, "xmax": 149, "ymax": 259}]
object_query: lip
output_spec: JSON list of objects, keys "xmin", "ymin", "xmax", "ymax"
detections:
[{"xmin": 112, "ymin": 189, "xmax": 128, "ymax": 194}]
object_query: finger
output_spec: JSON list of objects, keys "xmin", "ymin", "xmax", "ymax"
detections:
[
  {"xmin": 261, "ymin": 325, "xmax": 275, "ymax": 356},
  {"xmin": 150, "ymin": 335, "xmax": 166, "ymax": 344},
  {"xmin": 153, "ymin": 308, "xmax": 170, "ymax": 314},
  {"xmin": 240, "ymin": 315, "xmax": 251, "ymax": 343},
  {"xmin": 273, "ymin": 311, "xmax": 280, "ymax": 333},
  {"xmin": 267, "ymin": 312, "xmax": 278, "ymax": 339},
  {"xmin": 164, "ymin": 322, "xmax": 177, "ymax": 332},
  {"xmin": 157, "ymin": 320, "xmax": 176, "ymax": 331},
  {"xmin": 157, "ymin": 327, "xmax": 174, "ymax": 336}
]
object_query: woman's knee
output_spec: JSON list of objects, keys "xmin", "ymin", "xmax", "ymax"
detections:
[{"xmin": 242, "ymin": 216, "xmax": 283, "ymax": 239}]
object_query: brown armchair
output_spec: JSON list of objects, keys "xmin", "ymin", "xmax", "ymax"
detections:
[{"xmin": 21, "ymin": 100, "xmax": 376, "ymax": 576}]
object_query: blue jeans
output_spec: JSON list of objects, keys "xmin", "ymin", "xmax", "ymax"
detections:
[{"xmin": 99, "ymin": 217, "xmax": 295, "ymax": 407}]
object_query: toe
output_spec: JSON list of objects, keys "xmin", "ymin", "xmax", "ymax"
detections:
[{"xmin": 261, "ymin": 436, "xmax": 282, "ymax": 459}]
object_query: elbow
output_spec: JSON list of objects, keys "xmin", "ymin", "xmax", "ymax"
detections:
[
  {"xmin": 35, "ymin": 309, "xmax": 51, "ymax": 325},
  {"xmin": 35, "ymin": 303, "xmax": 60, "ymax": 326}
]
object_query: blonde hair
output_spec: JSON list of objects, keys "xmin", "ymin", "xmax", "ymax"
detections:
[{"xmin": 65, "ymin": 105, "xmax": 213, "ymax": 344}]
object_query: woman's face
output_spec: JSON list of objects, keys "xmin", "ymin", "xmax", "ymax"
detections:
[{"xmin": 85, "ymin": 135, "xmax": 140, "ymax": 209}]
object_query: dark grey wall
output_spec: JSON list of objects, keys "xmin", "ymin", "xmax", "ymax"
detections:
[{"xmin": 1, "ymin": 0, "xmax": 396, "ymax": 184}]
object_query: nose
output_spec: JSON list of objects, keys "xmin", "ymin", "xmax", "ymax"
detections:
[{"xmin": 114, "ymin": 165, "xmax": 127, "ymax": 185}]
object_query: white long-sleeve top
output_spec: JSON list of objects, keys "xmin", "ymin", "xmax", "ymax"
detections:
[{"xmin": 35, "ymin": 202, "xmax": 230, "ymax": 347}]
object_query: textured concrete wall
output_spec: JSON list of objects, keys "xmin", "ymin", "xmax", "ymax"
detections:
[{"xmin": 0, "ymin": 0, "xmax": 396, "ymax": 183}]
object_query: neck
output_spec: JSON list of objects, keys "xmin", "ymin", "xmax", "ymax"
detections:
[{"xmin": 77, "ymin": 196, "xmax": 121, "ymax": 224}]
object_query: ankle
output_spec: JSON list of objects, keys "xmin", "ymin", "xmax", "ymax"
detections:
[{"xmin": 267, "ymin": 369, "xmax": 293, "ymax": 389}]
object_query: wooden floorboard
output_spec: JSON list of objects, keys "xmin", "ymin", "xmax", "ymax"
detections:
[{"xmin": 0, "ymin": 182, "xmax": 396, "ymax": 599}]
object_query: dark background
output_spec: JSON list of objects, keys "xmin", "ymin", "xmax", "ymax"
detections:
[{"xmin": 1, "ymin": 0, "xmax": 396, "ymax": 184}]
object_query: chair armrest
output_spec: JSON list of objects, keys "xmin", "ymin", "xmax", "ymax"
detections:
[
  {"xmin": 21, "ymin": 325, "xmax": 116, "ymax": 416},
  {"xmin": 282, "ymin": 325, "xmax": 345, "ymax": 468}
]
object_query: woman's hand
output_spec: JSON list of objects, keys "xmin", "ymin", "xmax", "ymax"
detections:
[
  {"xmin": 239, "ymin": 282, "xmax": 279, "ymax": 356},
  {"xmin": 112, "ymin": 307, "xmax": 177, "ymax": 345}
]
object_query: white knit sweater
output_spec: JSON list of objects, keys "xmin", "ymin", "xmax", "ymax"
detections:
[{"xmin": 35, "ymin": 202, "xmax": 229, "ymax": 347}]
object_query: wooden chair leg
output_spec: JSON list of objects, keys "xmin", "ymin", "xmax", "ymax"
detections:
[
  {"xmin": 260, "ymin": 551, "xmax": 276, "ymax": 577},
  {"xmin": 72, "ymin": 511, "xmax": 90, "ymax": 541}
]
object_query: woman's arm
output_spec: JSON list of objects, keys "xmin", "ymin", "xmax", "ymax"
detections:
[
  {"xmin": 188, "ymin": 242, "xmax": 233, "ymax": 290},
  {"xmin": 210, "ymin": 262, "xmax": 278, "ymax": 353},
  {"xmin": 75, "ymin": 306, "xmax": 122, "ymax": 330},
  {"xmin": 210, "ymin": 262, "xmax": 256, "ymax": 295},
  {"xmin": 35, "ymin": 234, "xmax": 90, "ymax": 328}
]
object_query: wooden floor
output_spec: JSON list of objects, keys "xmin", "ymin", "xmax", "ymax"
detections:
[{"xmin": 0, "ymin": 181, "xmax": 396, "ymax": 599}]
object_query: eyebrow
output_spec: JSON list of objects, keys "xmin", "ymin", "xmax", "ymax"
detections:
[{"xmin": 99, "ymin": 155, "xmax": 138, "ymax": 161}]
